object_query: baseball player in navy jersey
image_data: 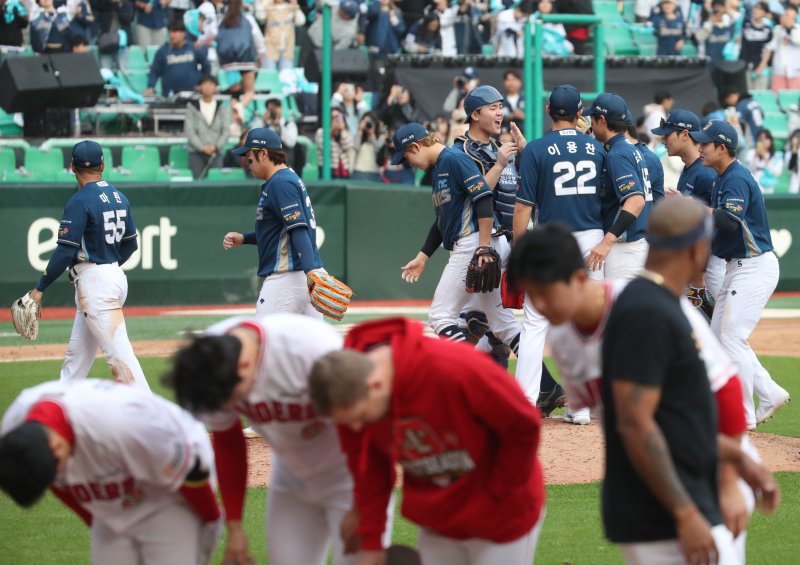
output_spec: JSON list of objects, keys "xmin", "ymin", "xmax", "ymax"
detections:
[
  {"xmin": 514, "ymin": 84, "xmax": 607, "ymax": 421},
  {"xmin": 396, "ymin": 123, "xmax": 523, "ymax": 356},
  {"xmin": 223, "ymin": 128, "xmax": 324, "ymax": 317},
  {"xmin": 24, "ymin": 141, "xmax": 148, "ymax": 390},
  {"xmin": 693, "ymin": 120, "xmax": 790, "ymax": 429},
  {"xmin": 625, "ymin": 117, "xmax": 664, "ymax": 202},
  {"xmin": 0, "ymin": 379, "xmax": 221, "ymax": 565},
  {"xmin": 164, "ymin": 314, "xmax": 393, "ymax": 565},
  {"xmin": 586, "ymin": 93, "xmax": 653, "ymax": 280}
]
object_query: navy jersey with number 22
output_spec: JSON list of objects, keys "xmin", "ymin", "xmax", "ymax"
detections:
[
  {"xmin": 57, "ymin": 180, "xmax": 137, "ymax": 264},
  {"xmin": 517, "ymin": 129, "xmax": 606, "ymax": 231},
  {"xmin": 431, "ymin": 147, "xmax": 494, "ymax": 251}
]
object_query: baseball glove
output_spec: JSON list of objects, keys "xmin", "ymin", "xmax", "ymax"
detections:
[
  {"xmin": 307, "ymin": 270, "xmax": 353, "ymax": 321},
  {"xmin": 11, "ymin": 292, "xmax": 41, "ymax": 341},
  {"xmin": 686, "ymin": 286, "xmax": 715, "ymax": 322},
  {"xmin": 465, "ymin": 246, "xmax": 502, "ymax": 293},
  {"xmin": 500, "ymin": 271, "xmax": 524, "ymax": 309}
]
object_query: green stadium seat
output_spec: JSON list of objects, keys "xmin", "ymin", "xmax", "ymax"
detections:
[
  {"xmin": 146, "ymin": 45, "xmax": 159, "ymax": 62},
  {"xmin": 594, "ymin": 2, "xmax": 625, "ymax": 23},
  {"xmin": 24, "ymin": 148, "xmax": 65, "ymax": 181},
  {"xmin": 296, "ymin": 135, "xmax": 317, "ymax": 169},
  {"xmin": 750, "ymin": 90, "xmax": 780, "ymax": 114},
  {"xmin": 127, "ymin": 46, "xmax": 147, "ymax": 71},
  {"xmin": 111, "ymin": 167, "xmax": 170, "ymax": 183},
  {"xmin": 168, "ymin": 145, "xmax": 190, "ymax": 170},
  {"xmin": 763, "ymin": 112, "xmax": 789, "ymax": 150},
  {"xmin": 255, "ymin": 69, "xmax": 282, "ymax": 94},
  {"xmin": 124, "ymin": 70, "xmax": 150, "ymax": 94},
  {"xmin": 777, "ymin": 89, "xmax": 800, "ymax": 111},
  {"xmin": 121, "ymin": 145, "xmax": 161, "ymax": 177},
  {"xmin": 207, "ymin": 168, "xmax": 248, "ymax": 181},
  {"xmin": 604, "ymin": 26, "xmax": 639, "ymax": 56},
  {"xmin": 631, "ymin": 26, "xmax": 657, "ymax": 56},
  {"xmin": 3, "ymin": 170, "xmax": 40, "ymax": 183},
  {"xmin": 301, "ymin": 163, "xmax": 318, "ymax": 182},
  {"xmin": 680, "ymin": 41, "xmax": 698, "ymax": 57},
  {"xmin": 775, "ymin": 170, "xmax": 790, "ymax": 194},
  {"xmin": 0, "ymin": 147, "xmax": 16, "ymax": 172}
]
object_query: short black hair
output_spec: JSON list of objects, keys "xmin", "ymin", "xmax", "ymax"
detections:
[
  {"xmin": 507, "ymin": 223, "xmax": 585, "ymax": 287},
  {"xmin": 0, "ymin": 422, "xmax": 58, "ymax": 507},
  {"xmin": 606, "ymin": 117, "xmax": 628, "ymax": 133},
  {"xmin": 71, "ymin": 35, "xmax": 88, "ymax": 48},
  {"xmin": 626, "ymin": 124, "xmax": 639, "ymax": 140},
  {"xmin": 199, "ymin": 74, "xmax": 217, "ymax": 85},
  {"xmin": 549, "ymin": 109, "xmax": 578, "ymax": 122},
  {"xmin": 168, "ymin": 19, "xmax": 186, "ymax": 32},
  {"xmin": 654, "ymin": 90, "xmax": 672, "ymax": 104},
  {"xmin": 503, "ymin": 69, "xmax": 521, "ymax": 81},
  {"xmin": 162, "ymin": 334, "xmax": 243, "ymax": 412}
]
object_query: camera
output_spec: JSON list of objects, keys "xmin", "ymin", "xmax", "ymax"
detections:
[
  {"xmin": 269, "ymin": 111, "xmax": 278, "ymax": 120},
  {"xmin": 455, "ymin": 77, "xmax": 466, "ymax": 89},
  {"xmin": 365, "ymin": 121, "xmax": 374, "ymax": 130}
]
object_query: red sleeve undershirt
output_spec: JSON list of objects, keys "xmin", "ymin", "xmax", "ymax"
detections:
[
  {"xmin": 211, "ymin": 419, "xmax": 247, "ymax": 521},
  {"xmin": 715, "ymin": 376, "xmax": 747, "ymax": 437}
]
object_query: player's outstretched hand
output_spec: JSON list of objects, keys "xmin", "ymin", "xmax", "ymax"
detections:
[
  {"xmin": 222, "ymin": 522, "xmax": 254, "ymax": 565},
  {"xmin": 401, "ymin": 254, "xmax": 428, "ymax": 283},
  {"xmin": 586, "ymin": 239, "xmax": 612, "ymax": 273},
  {"xmin": 509, "ymin": 122, "xmax": 527, "ymax": 152},
  {"xmin": 676, "ymin": 507, "xmax": 718, "ymax": 565},
  {"xmin": 496, "ymin": 143, "xmax": 517, "ymax": 168},
  {"xmin": 719, "ymin": 470, "xmax": 749, "ymax": 538},
  {"xmin": 223, "ymin": 232, "xmax": 245, "ymax": 250},
  {"xmin": 356, "ymin": 550, "xmax": 386, "ymax": 565},
  {"xmin": 28, "ymin": 289, "xmax": 43, "ymax": 303},
  {"xmin": 737, "ymin": 453, "xmax": 781, "ymax": 516},
  {"xmin": 340, "ymin": 507, "xmax": 361, "ymax": 554},
  {"xmin": 664, "ymin": 186, "xmax": 681, "ymax": 198}
]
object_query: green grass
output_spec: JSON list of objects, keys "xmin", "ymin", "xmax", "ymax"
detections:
[
  {"xmin": 767, "ymin": 295, "xmax": 800, "ymax": 309},
  {"xmin": 753, "ymin": 357, "xmax": 800, "ymax": 438}
]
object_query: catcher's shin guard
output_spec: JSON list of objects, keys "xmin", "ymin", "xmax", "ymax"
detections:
[
  {"xmin": 437, "ymin": 325, "xmax": 469, "ymax": 343},
  {"xmin": 487, "ymin": 332, "xmax": 511, "ymax": 369},
  {"xmin": 460, "ymin": 310, "xmax": 489, "ymax": 343}
]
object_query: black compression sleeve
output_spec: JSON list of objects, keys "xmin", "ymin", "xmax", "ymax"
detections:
[
  {"xmin": 609, "ymin": 210, "xmax": 637, "ymax": 238},
  {"xmin": 420, "ymin": 221, "xmax": 443, "ymax": 257},
  {"xmin": 713, "ymin": 209, "xmax": 740, "ymax": 232},
  {"xmin": 35, "ymin": 245, "xmax": 78, "ymax": 292},
  {"xmin": 475, "ymin": 195, "xmax": 494, "ymax": 219}
]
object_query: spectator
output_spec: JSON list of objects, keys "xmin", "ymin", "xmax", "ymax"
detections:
[
  {"xmin": 30, "ymin": 0, "xmax": 72, "ymax": 53},
  {"xmin": 351, "ymin": 112, "xmax": 384, "ymax": 181},
  {"xmin": 453, "ymin": 0, "xmax": 487, "ymax": 55},
  {"xmin": 91, "ymin": 0, "xmax": 135, "ymax": 70},
  {"xmin": 133, "ymin": 0, "xmax": 168, "ymax": 46},
  {"xmin": 315, "ymin": 106, "xmax": 353, "ymax": 178},
  {"xmin": 650, "ymin": 0, "xmax": 686, "ymax": 55},
  {"xmin": 262, "ymin": 0, "xmax": 304, "ymax": 71},
  {"xmin": 721, "ymin": 87, "xmax": 764, "ymax": 146},
  {"xmin": 430, "ymin": 112, "xmax": 451, "ymax": 144},
  {"xmin": 442, "ymin": 65, "xmax": 479, "ymax": 114},
  {"xmin": 377, "ymin": 83, "xmax": 421, "ymax": 130},
  {"xmin": 191, "ymin": 0, "xmax": 218, "ymax": 70},
  {"xmin": 756, "ymin": 5, "xmax": 800, "ymax": 92},
  {"xmin": 166, "ymin": 0, "xmax": 190, "ymax": 25},
  {"xmin": 307, "ymin": 0, "xmax": 359, "ymax": 49},
  {"xmin": 502, "ymin": 69, "xmax": 525, "ymax": 132},
  {"xmin": 70, "ymin": 32, "xmax": 89, "ymax": 50},
  {"xmin": 184, "ymin": 74, "xmax": 231, "ymax": 178},
  {"xmin": 363, "ymin": 0, "xmax": 405, "ymax": 61},
  {"xmin": 739, "ymin": 1, "xmax": 773, "ymax": 90},
  {"xmin": 698, "ymin": 0, "xmax": 734, "ymax": 68},
  {"xmin": 555, "ymin": 0, "xmax": 593, "ymax": 54},
  {"xmin": 787, "ymin": 130, "xmax": 800, "ymax": 193},
  {"xmin": 535, "ymin": 0, "xmax": 573, "ymax": 55},
  {"xmin": 333, "ymin": 82, "xmax": 367, "ymax": 139},
  {"xmin": 0, "ymin": 0, "xmax": 29, "ymax": 47},
  {"xmin": 745, "ymin": 129, "xmax": 784, "ymax": 193},
  {"xmin": 403, "ymin": 11, "xmax": 441, "ymax": 53},
  {"xmin": 635, "ymin": 0, "xmax": 658, "ymax": 23},
  {"xmin": 144, "ymin": 19, "xmax": 210, "ymax": 96},
  {"xmin": 376, "ymin": 127, "xmax": 415, "ymax": 184},
  {"xmin": 217, "ymin": 0, "xmax": 265, "ymax": 124},
  {"xmin": 252, "ymin": 96, "xmax": 299, "ymax": 165},
  {"xmin": 493, "ymin": 0, "xmax": 532, "ymax": 57},
  {"xmin": 642, "ymin": 89, "xmax": 673, "ymax": 137},
  {"xmin": 425, "ymin": 0, "xmax": 458, "ymax": 56},
  {"xmin": 67, "ymin": 0, "xmax": 96, "ymax": 44}
]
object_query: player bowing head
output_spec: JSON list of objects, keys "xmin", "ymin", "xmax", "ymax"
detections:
[{"xmin": 390, "ymin": 123, "xmax": 440, "ymax": 169}]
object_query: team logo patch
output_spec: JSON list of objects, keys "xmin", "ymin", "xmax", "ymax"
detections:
[
  {"xmin": 725, "ymin": 203, "xmax": 743, "ymax": 213},
  {"xmin": 467, "ymin": 180, "xmax": 485, "ymax": 193},
  {"xmin": 256, "ymin": 207, "xmax": 264, "ymax": 221},
  {"xmin": 283, "ymin": 210, "xmax": 302, "ymax": 222},
  {"xmin": 58, "ymin": 227, "xmax": 69, "ymax": 238},
  {"xmin": 618, "ymin": 180, "xmax": 636, "ymax": 192}
]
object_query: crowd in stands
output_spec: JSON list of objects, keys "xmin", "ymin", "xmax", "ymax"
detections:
[{"xmin": 0, "ymin": 0, "xmax": 799, "ymax": 190}]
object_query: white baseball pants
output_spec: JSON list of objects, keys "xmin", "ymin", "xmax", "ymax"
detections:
[
  {"xmin": 91, "ymin": 501, "xmax": 203, "ymax": 565},
  {"xmin": 416, "ymin": 508, "xmax": 544, "ymax": 565},
  {"xmin": 516, "ymin": 229, "xmax": 604, "ymax": 405},
  {"xmin": 711, "ymin": 252, "xmax": 780, "ymax": 427},
  {"xmin": 60, "ymin": 263, "xmax": 148, "ymax": 390},
  {"xmin": 429, "ymin": 233, "xmax": 521, "ymax": 347},
  {"xmin": 256, "ymin": 271, "xmax": 322, "ymax": 318},
  {"xmin": 619, "ymin": 524, "xmax": 739, "ymax": 565},
  {"xmin": 604, "ymin": 239, "xmax": 648, "ymax": 281}
]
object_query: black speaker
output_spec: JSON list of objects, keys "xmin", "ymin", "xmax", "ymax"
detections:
[
  {"xmin": 0, "ymin": 53, "xmax": 103, "ymax": 113},
  {"xmin": 304, "ymin": 48, "xmax": 370, "ymax": 83},
  {"xmin": 711, "ymin": 60, "xmax": 748, "ymax": 100}
]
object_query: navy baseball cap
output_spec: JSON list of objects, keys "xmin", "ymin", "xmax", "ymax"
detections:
[
  {"xmin": 651, "ymin": 109, "xmax": 701, "ymax": 136},
  {"xmin": 689, "ymin": 120, "xmax": 738, "ymax": 149},
  {"xmin": 589, "ymin": 93, "xmax": 629, "ymax": 122},
  {"xmin": 72, "ymin": 140, "xmax": 104, "ymax": 168},
  {"xmin": 390, "ymin": 123, "xmax": 429, "ymax": 165},
  {"xmin": 339, "ymin": 0, "xmax": 358, "ymax": 18},
  {"xmin": 463, "ymin": 66, "xmax": 479, "ymax": 79},
  {"xmin": 549, "ymin": 84, "xmax": 583, "ymax": 118},
  {"xmin": 232, "ymin": 127, "xmax": 282, "ymax": 156}
]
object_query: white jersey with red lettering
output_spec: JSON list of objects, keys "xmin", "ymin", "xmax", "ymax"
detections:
[
  {"xmin": 1, "ymin": 379, "xmax": 214, "ymax": 534},
  {"xmin": 201, "ymin": 314, "xmax": 346, "ymax": 480},
  {"xmin": 549, "ymin": 280, "xmax": 737, "ymax": 412}
]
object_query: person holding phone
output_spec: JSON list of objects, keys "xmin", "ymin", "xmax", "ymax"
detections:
[{"xmin": 315, "ymin": 107, "xmax": 354, "ymax": 179}]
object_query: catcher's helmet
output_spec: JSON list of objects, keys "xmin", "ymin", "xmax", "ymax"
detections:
[{"xmin": 463, "ymin": 86, "xmax": 504, "ymax": 117}]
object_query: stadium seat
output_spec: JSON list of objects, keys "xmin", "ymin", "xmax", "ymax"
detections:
[
  {"xmin": 168, "ymin": 145, "xmax": 190, "ymax": 170},
  {"xmin": 0, "ymin": 107, "xmax": 22, "ymax": 136},
  {"xmin": 255, "ymin": 69, "xmax": 282, "ymax": 94},
  {"xmin": 301, "ymin": 164, "xmax": 318, "ymax": 182},
  {"xmin": 296, "ymin": 135, "xmax": 317, "ymax": 169},
  {"xmin": 604, "ymin": 26, "xmax": 639, "ymax": 56},
  {"xmin": 593, "ymin": 2, "xmax": 625, "ymax": 23},
  {"xmin": 750, "ymin": 90, "xmax": 780, "ymax": 114},
  {"xmin": 763, "ymin": 112, "xmax": 789, "ymax": 150},
  {"xmin": 0, "ymin": 147, "xmax": 17, "ymax": 172},
  {"xmin": 128, "ymin": 46, "xmax": 147, "ymax": 71},
  {"xmin": 630, "ymin": 26, "xmax": 657, "ymax": 56},
  {"xmin": 146, "ymin": 45, "xmax": 159, "ymax": 62},
  {"xmin": 777, "ymin": 90, "xmax": 800, "ymax": 111},
  {"xmin": 24, "ymin": 148, "xmax": 65, "ymax": 181},
  {"xmin": 680, "ymin": 41, "xmax": 698, "ymax": 57},
  {"xmin": 775, "ymin": 170, "xmax": 790, "ymax": 194},
  {"xmin": 124, "ymin": 70, "xmax": 150, "ymax": 94},
  {"xmin": 3, "ymin": 170, "xmax": 40, "ymax": 183},
  {"xmin": 121, "ymin": 145, "xmax": 161, "ymax": 177},
  {"xmin": 207, "ymin": 168, "xmax": 248, "ymax": 181}
]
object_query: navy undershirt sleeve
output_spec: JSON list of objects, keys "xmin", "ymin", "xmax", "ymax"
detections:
[
  {"xmin": 35, "ymin": 245, "xmax": 78, "ymax": 292},
  {"xmin": 243, "ymin": 232, "xmax": 257, "ymax": 245},
  {"xmin": 289, "ymin": 227, "xmax": 316, "ymax": 273}
]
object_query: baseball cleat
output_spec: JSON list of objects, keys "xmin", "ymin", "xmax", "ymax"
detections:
[
  {"xmin": 243, "ymin": 426, "xmax": 260, "ymax": 439},
  {"xmin": 537, "ymin": 384, "xmax": 567, "ymax": 416},
  {"xmin": 563, "ymin": 408, "xmax": 591, "ymax": 425},
  {"xmin": 756, "ymin": 389, "xmax": 791, "ymax": 426}
]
